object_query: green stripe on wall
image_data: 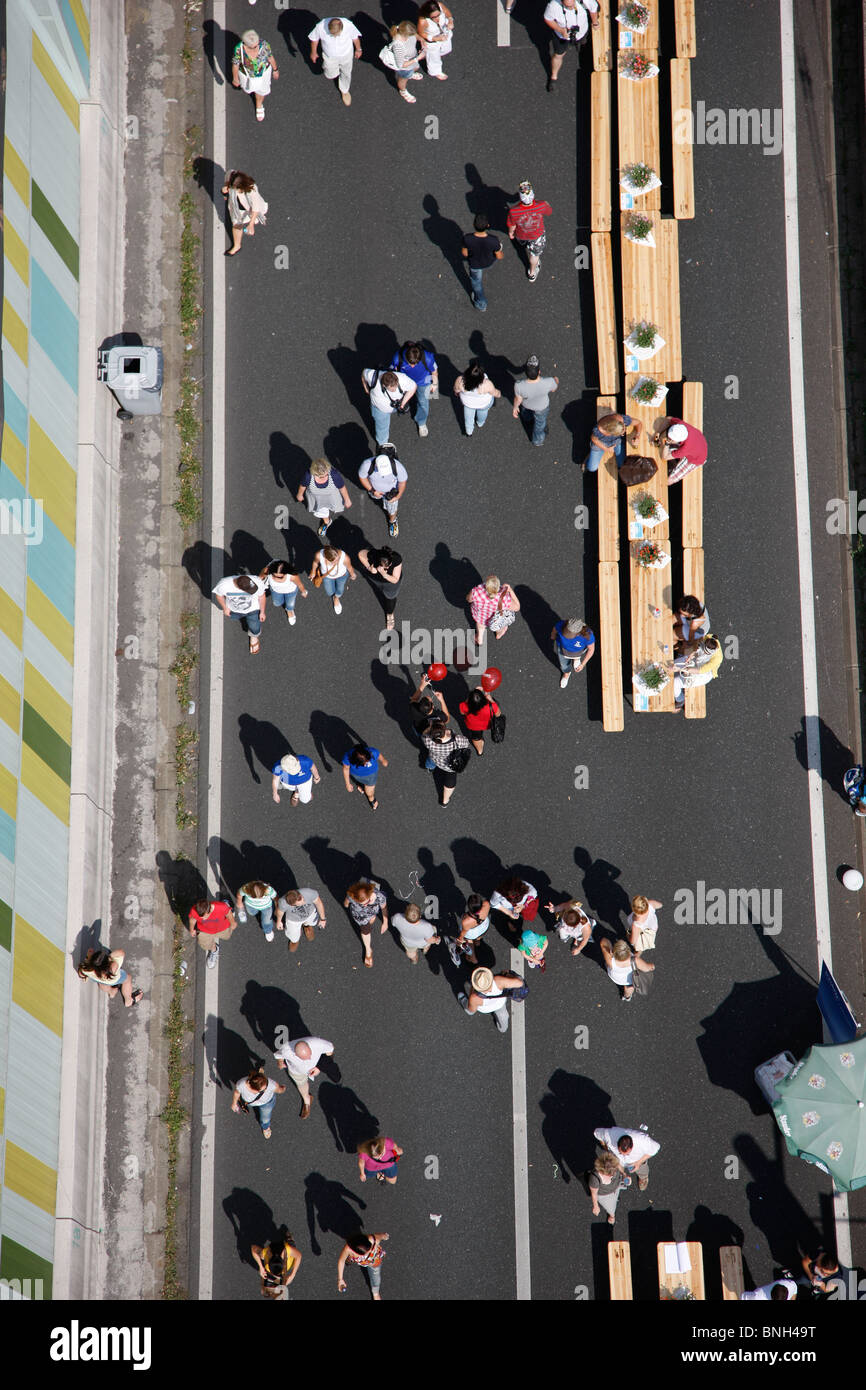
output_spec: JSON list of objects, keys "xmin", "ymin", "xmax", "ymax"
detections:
[
  {"xmin": 31, "ymin": 181, "xmax": 79, "ymax": 281},
  {"xmin": 0, "ymin": 1235, "xmax": 53, "ymax": 1298},
  {"xmin": 22, "ymin": 703, "xmax": 72, "ymax": 785},
  {"xmin": 0, "ymin": 898, "xmax": 10, "ymax": 952}
]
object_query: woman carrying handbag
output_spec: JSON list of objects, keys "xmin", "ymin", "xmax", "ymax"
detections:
[
  {"xmin": 310, "ymin": 545, "xmax": 356, "ymax": 616},
  {"xmin": 221, "ymin": 170, "xmax": 268, "ymax": 255},
  {"xmin": 467, "ymin": 574, "xmax": 521, "ymax": 645}
]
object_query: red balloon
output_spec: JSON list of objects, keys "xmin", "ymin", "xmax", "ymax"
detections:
[
  {"xmin": 481, "ymin": 667, "xmax": 502, "ymax": 692},
  {"xmin": 427, "ymin": 663, "xmax": 448, "ymax": 682}
]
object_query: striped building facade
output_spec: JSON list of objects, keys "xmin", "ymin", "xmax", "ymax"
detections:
[{"xmin": 0, "ymin": 0, "xmax": 91, "ymax": 1298}]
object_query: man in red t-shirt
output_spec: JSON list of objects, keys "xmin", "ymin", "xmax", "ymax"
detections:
[
  {"xmin": 652, "ymin": 416, "xmax": 708, "ymax": 484},
  {"xmin": 188, "ymin": 897, "xmax": 238, "ymax": 968},
  {"xmin": 506, "ymin": 181, "xmax": 552, "ymax": 282}
]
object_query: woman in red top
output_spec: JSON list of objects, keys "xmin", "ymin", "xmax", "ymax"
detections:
[{"xmin": 458, "ymin": 687, "xmax": 501, "ymax": 757}]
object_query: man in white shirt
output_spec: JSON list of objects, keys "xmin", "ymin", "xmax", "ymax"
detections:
[
  {"xmin": 308, "ymin": 17, "xmax": 362, "ymax": 106},
  {"xmin": 594, "ymin": 1125, "xmax": 660, "ymax": 1190},
  {"xmin": 544, "ymin": 0, "xmax": 599, "ymax": 92},
  {"xmin": 359, "ymin": 445, "xmax": 408, "ymax": 538},
  {"xmin": 212, "ymin": 573, "xmax": 267, "ymax": 653},
  {"xmin": 361, "ymin": 368, "xmax": 417, "ymax": 446},
  {"xmin": 274, "ymin": 1035, "xmax": 335, "ymax": 1118},
  {"xmin": 741, "ymin": 1279, "xmax": 798, "ymax": 1301}
]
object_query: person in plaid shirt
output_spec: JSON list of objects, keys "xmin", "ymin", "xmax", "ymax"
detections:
[
  {"xmin": 421, "ymin": 725, "xmax": 471, "ymax": 807},
  {"xmin": 466, "ymin": 575, "xmax": 521, "ymax": 645}
]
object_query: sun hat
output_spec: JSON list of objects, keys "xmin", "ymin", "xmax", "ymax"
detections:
[
  {"xmin": 471, "ymin": 967, "xmax": 494, "ymax": 993},
  {"xmin": 280, "ymin": 754, "xmax": 301, "ymax": 774}
]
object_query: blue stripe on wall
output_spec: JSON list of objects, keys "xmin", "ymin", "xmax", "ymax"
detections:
[
  {"xmin": 25, "ymin": 516, "xmax": 75, "ymax": 624},
  {"xmin": 0, "ymin": 464, "xmax": 27, "ymax": 504},
  {"xmin": 29, "ymin": 262, "xmax": 78, "ymax": 394},
  {"xmin": 2, "ymin": 384, "xmax": 29, "ymax": 446},
  {"xmin": 0, "ymin": 806, "xmax": 15, "ymax": 863},
  {"xmin": 59, "ymin": 0, "xmax": 90, "ymax": 85}
]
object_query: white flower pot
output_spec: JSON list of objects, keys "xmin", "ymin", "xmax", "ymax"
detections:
[
  {"xmin": 625, "ymin": 329, "xmax": 666, "ymax": 360},
  {"xmin": 620, "ymin": 170, "xmax": 662, "ymax": 198},
  {"xmin": 631, "ymin": 499, "xmax": 668, "ymax": 530},
  {"xmin": 624, "ymin": 227, "xmax": 656, "ymax": 248},
  {"xmin": 619, "ymin": 61, "xmax": 659, "ymax": 81},
  {"xmin": 617, "ymin": 13, "xmax": 650, "ymax": 34},
  {"xmin": 630, "ymin": 376, "xmax": 668, "ymax": 409},
  {"xmin": 633, "ymin": 668, "xmax": 669, "ymax": 696}
]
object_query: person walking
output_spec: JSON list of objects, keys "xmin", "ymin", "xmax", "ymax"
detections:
[
  {"xmin": 379, "ymin": 22, "xmax": 424, "ymax": 103},
  {"xmin": 546, "ymin": 897, "xmax": 596, "ymax": 957},
  {"xmin": 651, "ymin": 415, "xmax": 708, "ymax": 485},
  {"xmin": 584, "ymin": 411, "xmax": 643, "ymax": 472},
  {"xmin": 232, "ymin": 29, "xmax": 279, "ymax": 121},
  {"xmin": 518, "ymin": 925, "xmax": 549, "ymax": 970},
  {"xmin": 392, "ymin": 902, "xmax": 441, "ymax": 963},
  {"xmin": 458, "ymin": 966, "xmax": 513, "ymax": 1032},
  {"xmin": 231, "ymin": 1066, "xmax": 286, "ymax": 1140},
  {"xmin": 512, "ymin": 356, "xmax": 559, "ymax": 445},
  {"xmin": 221, "ymin": 170, "xmax": 268, "ymax": 255},
  {"xmin": 361, "ymin": 367, "xmax": 417, "ymax": 445},
  {"xmin": 588, "ymin": 1152, "xmax": 628, "ymax": 1225},
  {"xmin": 271, "ymin": 752, "xmax": 321, "ymax": 806},
  {"xmin": 337, "ymin": 1232, "xmax": 389, "ymax": 1299},
  {"xmin": 458, "ymin": 686, "xmax": 501, "ymax": 756},
  {"xmin": 343, "ymin": 879, "xmax": 389, "ymax": 968},
  {"xmin": 212, "ymin": 572, "xmax": 267, "ymax": 654},
  {"xmin": 296, "ymin": 458, "xmax": 352, "ymax": 540},
  {"xmin": 418, "ymin": 1, "xmax": 455, "ymax": 79},
  {"xmin": 600, "ymin": 937, "xmax": 654, "ymax": 1001},
  {"xmin": 311, "ymin": 544, "xmax": 357, "ymax": 615},
  {"xmin": 453, "ymin": 360, "xmax": 501, "ymax": 435},
  {"xmin": 544, "ymin": 0, "xmax": 599, "ymax": 91},
  {"xmin": 467, "ymin": 575, "xmax": 520, "ymax": 643},
  {"xmin": 447, "ymin": 892, "xmax": 492, "ymax": 965},
  {"xmin": 461, "ymin": 213, "xmax": 503, "ymax": 311},
  {"xmin": 507, "ymin": 180, "xmax": 552, "ymax": 281},
  {"xmin": 359, "ymin": 445, "xmax": 407, "ymax": 539},
  {"xmin": 274, "ymin": 1035, "xmax": 335, "ymax": 1119},
  {"xmin": 235, "ymin": 880, "xmax": 279, "ymax": 942},
  {"xmin": 594, "ymin": 1125, "xmax": 661, "ymax": 1190},
  {"xmin": 422, "ymin": 722, "xmax": 471, "ymax": 806},
  {"xmin": 77, "ymin": 947, "xmax": 143, "ymax": 1006},
  {"xmin": 252, "ymin": 1231, "xmax": 303, "ymax": 1298},
  {"xmin": 357, "ymin": 1138, "xmax": 403, "ymax": 1185},
  {"xmin": 359, "ymin": 546, "xmax": 403, "ymax": 630},
  {"xmin": 342, "ymin": 743, "xmax": 388, "ymax": 810},
  {"xmin": 491, "ymin": 875, "xmax": 539, "ymax": 923},
  {"xmin": 259, "ymin": 560, "xmax": 308, "ymax": 626},
  {"xmin": 627, "ymin": 895, "xmax": 663, "ymax": 954},
  {"xmin": 409, "ymin": 673, "xmax": 449, "ymax": 769},
  {"xmin": 187, "ymin": 896, "xmax": 238, "ymax": 968},
  {"xmin": 389, "ymin": 341, "xmax": 439, "ymax": 437},
  {"xmin": 671, "ymin": 635, "xmax": 723, "ymax": 711},
  {"xmin": 551, "ymin": 617, "xmax": 595, "ymax": 689},
  {"xmin": 308, "ymin": 15, "xmax": 362, "ymax": 106},
  {"xmin": 275, "ymin": 886, "xmax": 327, "ymax": 953}
]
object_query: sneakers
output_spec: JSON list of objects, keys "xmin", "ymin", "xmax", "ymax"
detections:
[
  {"xmin": 418, "ymin": 423, "xmax": 429, "ymax": 437},
  {"xmin": 334, "ymin": 598, "xmax": 343, "ymax": 614},
  {"xmin": 264, "ymin": 930, "xmax": 274, "ymax": 942},
  {"xmin": 287, "ymin": 610, "xmax": 296, "ymax": 625},
  {"xmin": 446, "ymin": 937, "xmax": 462, "ymax": 967},
  {"xmin": 527, "ymin": 267, "xmax": 540, "ymax": 282},
  {"xmin": 560, "ymin": 673, "xmax": 571, "ymax": 689},
  {"xmin": 317, "ymin": 521, "xmax": 329, "ymax": 539},
  {"xmin": 206, "ymin": 942, "xmax": 220, "ymax": 968},
  {"xmin": 388, "ymin": 518, "xmax": 399, "ymax": 538}
]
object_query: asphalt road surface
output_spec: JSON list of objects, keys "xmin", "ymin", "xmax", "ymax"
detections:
[{"xmin": 187, "ymin": 0, "xmax": 866, "ymax": 1304}]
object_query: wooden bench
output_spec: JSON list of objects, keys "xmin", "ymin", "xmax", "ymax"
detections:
[
  {"xmin": 617, "ymin": 49, "xmax": 661, "ymax": 210},
  {"xmin": 620, "ymin": 215, "xmax": 682, "ymax": 383},
  {"xmin": 591, "ymin": 233, "xmax": 619, "ymax": 395},
  {"xmin": 682, "ymin": 546, "xmax": 707, "ymax": 719},
  {"xmin": 658, "ymin": 1241, "xmax": 706, "ymax": 1300},
  {"xmin": 681, "ymin": 381, "xmax": 703, "ymax": 547},
  {"xmin": 596, "ymin": 396, "xmax": 619, "ymax": 563},
  {"xmin": 720, "ymin": 1246, "xmax": 744, "ymax": 1300},
  {"xmin": 675, "ymin": 0, "xmax": 697, "ymax": 57},
  {"xmin": 608, "ymin": 1239, "xmax": 633, "ymax": 1299},
  {"xmin": 592, "ymin": 0, "xmax": 612, "ymax": 72},
  {"xmin": 599, "ymin": 562, "xmax": 624, "ymax": 732},
  {"xmin": 591, "ymin": 72, "xmax": 612, "ymax": 232},
  {"xmin": 670, "ymin": 60, "xmax": 695, "ymax": 219},
  {"xmin": 624, "ymin": 378, "xmax": 675, "ymax": 713}
]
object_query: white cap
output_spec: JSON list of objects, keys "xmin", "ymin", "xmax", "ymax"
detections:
[
  {"xmin": 667, "ymin": 423, "xmax": 688, "ymax": 443},
  {"xmin": 842, "ymin": 868, "xmax": 864, "ymax": 891}
]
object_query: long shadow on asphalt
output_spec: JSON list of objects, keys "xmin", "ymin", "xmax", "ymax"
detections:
[
  {"xmin": 304, "ymin": 1173, "xmax": 367, "ymax": 1257},
  {"xmin": 624, "ymin": 1207, "xmax": 676, "ymax": 1301},
  {"xmin": 155, "ymin": 850, "xmax": 209, "ymax": 920},
  {"xmin": 319, "ymin": 1082, "xmax": 380, "ymax": 1154},
  {"xmin": 222, "ymin": 1188, "xmax": 280, "ymax": 1272},
  {"xmin": 429, "ymin": 543, "xmax": 481, "ymax": 615},
  {"xmin": 229, "ymin": 527, "xmax": 271, "ymax": 577},
  {"xmin": 239, "ymin": 981, "xmax": 313, "ymax": 1054},
  {"xmin": 309, "ymin": 709, "xmax": 367, "ymax": 775},
  {"xmin": 276, "ymin": 7, "xmax": 318, "ymax": 73},
  {"xmin": 573, "ymin": 848, "xmax": 632, "ymax": 933},
  {"xmin": 685, "ymin": 1204, "xmax": 747, "ymax": 1302},
  {"xmin": 237, "ymin": 715, "xmax": 292, "ymax": 786},
  {"xmin": 737, "ymin": 1128, "xmax": 827, "ymax": 1273},
  {"xmin": 368, "ymin": 660, "xmax": 418, "ymax": 749},
  {"xmin": 268, "ymin": 430, "xmax": 310, "ymax": 492},
  {"xmin": 421, "ymin": 195, "xmax": 468, "ymax": 298},
  {"xmin": 204, "ymin": 1013, "xmax": 264, "ymax": 1091},
  {"xmin": 792, "ymin": 715, "xmax": 855, "ymax": 804},
  {"xmin": 539, "ymin": 1069, "xmax": 614, "ymax": 1186},
  {"xmin": 182, "ymin": 539, "xmax": 233, "ymax": 598},
  {"xmin": 463, "ymin": 162, "xmax": 518, "ymax": 232},
  {"xmin": 201, "ymin": 18, "xmax": 238, "ymax": 86}
]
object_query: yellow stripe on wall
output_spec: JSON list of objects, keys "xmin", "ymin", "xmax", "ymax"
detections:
[
  {"xmin": 11, "ymin": 915, "xmax": 64, "ymax": 1039},
  {"xmin": 20, "ymin": 746, "xmax": 70, "ymax": 826},
  {"xmin": 0, "ymin": 590, "xmax": 24, "ymax": 650},
  {"xmin": 4, "ymin": 220, "xmax": 30, "ymax": 288},
  {"xmin": 32, "ymin": 35, "xmax": 80, "ymax": 131},
  {"xmin": 23, "ymin": 662, "xmax": 71, "ymax": 744},
  {"xmin": 0, "ymin": 675, "xmax": 21, "ymax": 734},
  {"xmin": 4, "ymin": 1141, "xmax": 58, "ymax": 1214},
  {"xmin": 3, "ymin": 138, "xmax": 30, "ymax": 207},
  {"xmin": 2, "ymin": 423, "xmax": 28, "ymax": 487},
  {"xmin": 26, "ymin": 580, "xmax": 73, "ymax": 664},
  {"xmin": 28, "ymin": 421, "xmax": 77, "ymax": 546},
  {"xmin": 68, "ymin": 0, "xmax": 90, "ymax": 55},
  {"xmin": 2, "ymin": 298, "xmax": 29, "ymax": 367},
  {"xmin": 0, "ymin": 764, "xmax": 17, "ymax": 821}
]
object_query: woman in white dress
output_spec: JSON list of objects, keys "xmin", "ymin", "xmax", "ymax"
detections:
[{"xmin": 418, "ymin": 2, "xmax": 455, "ymax": 79}]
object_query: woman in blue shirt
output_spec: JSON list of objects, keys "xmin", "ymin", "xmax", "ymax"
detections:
[
  {"xmin": 551, "ymin": 618, "xmax": 595, "ymax": 689},
  {"xmin": 342, "ymin": 744, "xmax": 389, "ymax": 811},
  {"xmin": 390, "ymin": 341, "xmax": 438, "ymax": 437}
]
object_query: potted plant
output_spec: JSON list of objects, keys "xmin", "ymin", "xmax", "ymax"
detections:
[
  {"xmin": 617, "ymin": 50, "xmax": 658, "ymax": 80},
  {"xmin": 634, "ymin": 492, "xmax": 660, "ymax": 520},
  {"xmin": 624, "ymin": 211, "xmax": 655, "ymax": 247},
  {"xmin": 632, "ymin": 662, "xmax": 669, "ymax": 695},
  {"xmin": 625, "ymin": 318, "xmax": 665, "ymax": 360},
  {"xmin": 636, "ymin": 540, "xmax": 662, "ymax": 567},
  {"xmin": 617, "ymin": 2, "xmax": 651, "ymax": 32},
  {"xmin": 620, "ymin": 162, "xmax": 661, "ymax": 197},
  {"xmin": 630, "ymin": 374, "xmax": 668, "ymax": 408}
]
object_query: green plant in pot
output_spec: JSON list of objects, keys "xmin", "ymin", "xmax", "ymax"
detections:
[
  {"xmin": 631, "ymin": 320, "xmax": 659, "ymax": 350},
  {"xmin": 631, "ymin": 376, "xmax": 661, "ymax": 404},
  {"xmin": 634, "ymin": 492, "xmax": 659, "ymax": 520},
  {"xmin": 626, "ymin": 212, "xmax": 653, "ymax": 242}
]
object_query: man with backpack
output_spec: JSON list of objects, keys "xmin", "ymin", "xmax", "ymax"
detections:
[
  {"xmin": 457, "ymin": 967, "xmax": 526, "ymax": 1033},
  {"xmin": 421, "ymin": 723, "xmax": 471, "ymax": 806},
  {"xmin": 361, "ymin": 366, "xmax": 416, "ymax": 445},
  {"xmin": 359, "ymin": 444, "xmax": 408, "ymax": 539},
  {"xmin": 389, "ymin": 341, "xmax": 439, "ymax": 437}
]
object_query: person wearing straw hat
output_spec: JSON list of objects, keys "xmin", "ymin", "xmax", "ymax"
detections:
[
  {"xmin": 271, "ymin": 752, "xmax": 321, "ymax": 806},
  {"xmin": 457, "ymin": 967, "xmax": 513, "ymax": 1032}
]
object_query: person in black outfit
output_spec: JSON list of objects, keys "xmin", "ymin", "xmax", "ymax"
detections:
[
  {"xmin": 358, "ymin": 545, "xmax": 403, "ymax": 630},
  {"xmin": 461, "ymin": 213, "xmax": 503, "ymax": 311}
]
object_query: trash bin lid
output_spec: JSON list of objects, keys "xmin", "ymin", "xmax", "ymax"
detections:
[{"xmin": 106, "ymin": 345, "xmax": 162, "ymax": 391}]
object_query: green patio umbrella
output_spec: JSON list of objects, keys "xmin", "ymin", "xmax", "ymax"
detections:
[{"xmin": 772, "ymin": 1035, "xmax": 866, "ymax": 1191}]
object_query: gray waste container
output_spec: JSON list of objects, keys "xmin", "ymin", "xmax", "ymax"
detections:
[{"xmin": 98, "ymin": 345, "xmax": 163, "ymax": 418}]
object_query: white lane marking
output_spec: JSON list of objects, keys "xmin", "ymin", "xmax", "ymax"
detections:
[
  {"xmin": 510, "ymin": 948, "xmax": 531, "ymax": 1299},
  {"xmin": 497, "ymin": 0, "xmax": 511, "ymax": 47},
  {"xmin": 779, "ymin": 0, "xmax": 850, "ymax": 1268},
  {"xmin": 198, "ymin": 0, "xmax": 227, "ymax": 1305}
]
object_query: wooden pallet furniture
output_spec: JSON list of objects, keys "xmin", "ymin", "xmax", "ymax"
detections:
[
  {"xmin": 596, "ymin": 396, "xmax": 619, "ymax": 563},
  {"xmin": 670, "ymin": 59, "xmax": 695, "ymax": 218},
  {"xmin": 591, "ymin": 72, "xmax": 612, "ymax": 232},
  {"xmin": 592, "ymin": 0, "xmax": 612, "ymax": 71},
  {"xmin": 620, "ymin": 214, "xmax": 682, "ymax": 381},
  {"xmin": 592, "ymin": 233, "xmax": 620, "ymax": 395},
  {"xmin": 616, "ymin": 51, "xmax": 661, "ymax": 208},
  {"xmin": 674, "ymin": 0, "xmax": 697, "ymax": 57},
  {"xmin": 682, "ymin": 545, "xmax": 707, "ymax": 719},
  {"xmin": 680, "ymin": 381, "xmax": 704, "ymax": 547},
  {"xmin": 625, "ymin": 380, "xmax": 674, "ymax": 712},
  {"xmin": 600, "ymin": 562, "xmax": 625, "ymax": 732},
  {"xmin": 608, "ymin": 1240, "xmax": 634, "ymax": 1299},
  {"xmin": 720, "ymin": 1246, "xmax": 745, "ymax": 1301}
]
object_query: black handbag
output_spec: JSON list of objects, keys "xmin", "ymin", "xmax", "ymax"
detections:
[
  {"xmin": 490, "ymin": 711, "xmax": 506, "ymax": 744},
  {"xmin": 447, "ymin": 745, "xmax": 471, "ymax": 773}
]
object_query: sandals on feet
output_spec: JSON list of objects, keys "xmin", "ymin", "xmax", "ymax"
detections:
[{"xmin": 249, "ymin": 636, "xmax": 261, "ymax": 654}]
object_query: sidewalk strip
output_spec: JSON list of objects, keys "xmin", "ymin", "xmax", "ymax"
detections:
[
  {"xmin": 779, "ymin": 0, "xmax": 850, "ymax": 1268},
  {"xmin": 510, "ymin": 948, "xmax": 531, "ymax": 1298},
  {"xmin": 197, "ymin": 0, "xmax": 227, "ymax": 1304}
]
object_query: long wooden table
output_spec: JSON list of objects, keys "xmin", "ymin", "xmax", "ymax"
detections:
[
  {"xmin": 620, "ymin": 215, "xmax": 682, "ymax": 382},
  {"xmin": 658, "ymin": 1242, "xmax": 706, "ymax": 1300},
  {"xmin": 616, "ymin": 4, "xmax": 659, "ymax": 54},
  {"xmin": 616, "ymin": 50, "xmax": 661, "ymax": 209},
  {"xmin": 625, "ymin": 383, "xmax": 675, "ymax": 713}
]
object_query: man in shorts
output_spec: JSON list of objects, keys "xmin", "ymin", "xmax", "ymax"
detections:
[
  {"xmin": 544, "ymin": 0, "xmax": 599, "ymax": 92},
  {"xmin": 188, "ymin": 896, "xmax": 238, "ymax": 969},
  {"xmin": 506, "ymin": 180, "xmax": 553, "ymax": 282},
  {"xmin": 275, "ymin": 886, "xmax": 327, "ymax": 953}
]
